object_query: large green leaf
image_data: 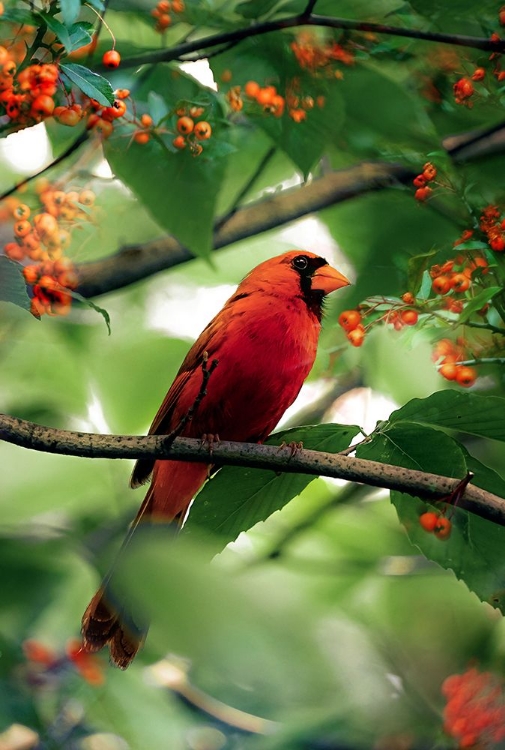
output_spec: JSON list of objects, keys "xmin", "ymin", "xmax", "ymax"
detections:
[
  {"xmin": 357, "ymin": 422, "xmax": 467, "ymax": 479},
  {"xmin": 105, "ymin": 66, "xmax": 228, "ymax": 258},
  {"xmin": 389, "ymin": 391, "xmax": 505, "ymax": 442},
  {"xmin": 183, "ymin": 423, "xmax": 360, "ymax": 551},
  {"xmin": 358, "ymin": 424, "xmax": 505, "ymax": 616},
  {"xmin": 59, "ymin": 63, "xmax": 114, "ymax": 106},
  {"xmin": 0, "ymin": 258, "xmax": 30, "ymax": 312}
]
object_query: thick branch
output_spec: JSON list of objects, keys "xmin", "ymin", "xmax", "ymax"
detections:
[
  {"xmin": 1, "ymin": 413, "xmax": 504, "ymax": 526},
  {"xmin": 76, "ymin": 161, "xmax": 410, "ymax": 297},
  {"xmin": 113, "ymin": 14, "xmax": 505, "ymax": 69}
]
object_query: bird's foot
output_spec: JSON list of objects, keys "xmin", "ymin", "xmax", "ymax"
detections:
[
  {"xmin": 276, "ymin": 440, "xmax": 303, "ymax": 458},
  {"xmin": 200, "ymin": 433, "xmax": 220, "ymax": 456}
]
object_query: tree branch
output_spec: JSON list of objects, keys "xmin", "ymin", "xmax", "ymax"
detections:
[
  {"xmin": 75, "ymin": 115, "xmax": 505, "ymax": 299},
  {"xmin": 109, "ymin": 14, "xmax": 505, "ymax": 70},
  {"xmin": 1, "ymin": 412, "xmax": 504, "ymax": 526},
  {"xmin": 76, "ymin": 161, "xmax": 411, "ymax": 297}
]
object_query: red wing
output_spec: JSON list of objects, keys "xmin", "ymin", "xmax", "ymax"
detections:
[{"xmin": 129, "ymin": 310, "xmax": 228, "ymax": 488}]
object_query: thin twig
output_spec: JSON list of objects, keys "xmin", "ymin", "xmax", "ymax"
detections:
[
  {"xmin": 215, "ymin": 146, "xmax": 277, "ymax": 231},
  {"xmin": 1, "ymin": 412, "xmax": 505, "ymax": 526},
  {"xmin": 0, "ymin": 131, "xmax": 90, "ymax": 201}
]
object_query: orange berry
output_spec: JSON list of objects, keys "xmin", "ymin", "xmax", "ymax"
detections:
[
  {"xmin": 419, "ymin": 511, "xmax": 438, "ymax": 532},
  {"xmin": 133, "ymin": 131, "xmax": 150, "ymax": 144},
  {"xmin": 111, "ymin": 99, "xmax": 127, "ymax": 118},
  {"xmin": 79, "ymin": 190, "xmax": 95, "ymax": 206},
  {"xmin": 471, "ymin": 67, "xmax": 486, "ymax": 81},
  {"xmin": 22, "ymin": 639, "xmax": 55, "ymax": 666},
  {"xmin": 401, "ymin": 292, "xmax": 415, "ymax": 304},
  {"xmin": 256, "ymin": 86, "xmax": 276, "ymax": 105},
  {"xmin": 456, "ymin": 366, "xmax": 477, "ymax": 388},
  {"xmin": 115, "ymin": 88, "xmax": 130, "ymax": 99},
  {"xmin": 194, "ymin": 121, "xmax": 212, "ymax": 140},
  {"xmin": 3, "ymin": 241, "xmax": 24, "ymax": 260},
  {"xmin": 56, "ymin": 107, "xmax": 81, "ymax": 126},
  {"xmin": 176, "ymin": 115, "xmax": 194, "ymax": 134},
  {"xmin": 173, "ymin": 135, "xmax": 186, "ymax": 149},
  {"xmin": 189, "ymin": 106, "xmax": 204, "ymax": 117},
  {"xmin": 156, "ymin": 13, "xmax": 172, "ymax": 29},
  {"xmin": 14, "ymin": 219, "xmax": 31, "ymax": 238},
  {"xmin": 347, "ymin": 325, "xmax": 365, "ymax": 347},
  {"xmin": 400, "ymin": 309, "xmax": 418, "ymax": 326},
  {"xmin": 439, "ymin": 363, "xmax": 457, "ymax": 381},
  {"xmin": 338, "ymin": 309, "xmax": 362, "ymax": 332},
  {"xmin": 490, "ymin": 235, "xmax": 505, "ymax": 251},
  {"xmin": 221, "ymin": 69, "xmax": 232, "ymax": 83},
  {"xmin": 244, "ymin": 80, "xmax": 260, "ymax": 98},
  {"xmin": 451, "ymin": 273, "xmax": 470, "ymax": 293},
  {"xmin": 434, "ymin": 517, "xmax": 452, "ymax": 540},
  {"xmin": 412, "ymin": 174, "xmax": 426, "ymax": 188},
  {"xmin": 58, "ymin": 270, "xmax": 79, "ymax": 289},
  {"xmin": 13, "ymin": 203, "xmax": 30, "ymax": 220},
  {"xmin": 34, "ymin": 212, "xmax": 58, "ymax": 236},
  {"xmin": 23, "ymin": 264, "xmax": 40, "ymax": 284},
  {"xmin": 422, "ymin": 162, "xmax": 437, "ymax": 181},
  {"xmin": 414, "ymin": 186, "xmax": 432, "ymax": 202},
  {"xmin": 30, "ymin": 94, "xmax": 55, "ymax": 118},
  {"xmin": 94, "ymin": 118, "xmax": 114, "ymax": 138},
  {"xmin": 102, "ymin": 49, "xmax": 121, "ymax": 69},
  {"xmin": 432, "ymin": 275, "xmax": 452, "ymax": 295},
  {"xmin": 172, "ymin": 0, "xmax": 184, "ymax": 10},
  {"xmin": 140, "ymin": 113, "xmax": 153, "ymax": 127}
]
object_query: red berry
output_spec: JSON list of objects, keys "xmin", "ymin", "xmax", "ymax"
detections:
[
  {"xmin": 338, "ymin": 309, "xmax": 362, "ymax": 332},
  {"xmin": 434, "ymin": 516, "xmax": 452, "ymax": 540},
  {"xmin": 102, "ymin": 50, "xmax": 121, "ymax": 69},
  {"xmin": 419, "ymin": 511, "xmax": 438, "ymax": 532},
  {"xmin": 400, "ymin": 309, "xmax": 418, "ymax": 326}
]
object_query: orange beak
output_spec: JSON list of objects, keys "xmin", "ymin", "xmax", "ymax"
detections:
[{"xmin": 311, "ymin": 264, "xmax": 350, "ymax": 295}]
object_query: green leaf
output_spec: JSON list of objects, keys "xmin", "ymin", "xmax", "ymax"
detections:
[
  {"xmin": 60, "ymin": 0, "xmax": 81, "ymax": 27},
  {"xmin": 407, "ymin": 250, "xmax": 437, "ymax": 295},
  {"xmin": 457, "ymin": 286, "xmax": 502, "ymax": 323},
  {"xmin": 105, "ymin": 66, "xmax": 228, "ymax": 258},
  {"xmin": 39, "ymin": 13, "xmax": 72, "ymax": 51},
  {"xmin": 183, "ymin": 424, "xmax": 360, "ymax": 552},
  {"xmin": 59, "ymin": 63, "xmax": 114, "ymax": 106},
  {"xmin": 391, "ymin": 448, "xmax": 505, "ymax": 617},
  {"xmin": 357, "ymin": 422, "xmax": 467, "ymax": 479},
  {"xmin": 389, "ymin": 391, "xmax": 505, "ymax": 442},
  {"xmin": 0, "ymin": 258, "xmax": 30, "ymax": 312}
]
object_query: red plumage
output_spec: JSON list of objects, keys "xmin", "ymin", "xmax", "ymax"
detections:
[{"xmin": 81, "ymin": 250, "xmax": 349, "ymax": 667}]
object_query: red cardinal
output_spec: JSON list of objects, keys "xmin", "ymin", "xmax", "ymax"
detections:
[{"xmin": 81, "ymin": 250, "xmax": 349, "ymax": 668}]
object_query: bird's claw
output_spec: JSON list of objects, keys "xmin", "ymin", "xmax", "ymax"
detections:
[
  {"xmin": 276, "ymin": 440, "xmax": 303, "ymax": 458},
  {"xmin": 200, "ymin": 433, "xmax": 220, "ymax": 455}
]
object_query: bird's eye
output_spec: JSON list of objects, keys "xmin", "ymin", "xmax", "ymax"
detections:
[{"xmin": 292, "ymin": 255, "xmax": 309, "ymax": 271}]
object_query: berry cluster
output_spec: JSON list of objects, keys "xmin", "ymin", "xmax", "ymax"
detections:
[
  {"xmin": 337, "ymin": 187, "xmax": 505, "ymax": 389},
  {"xmin": 1, "ymin": 183, "xmax": 94, "ymax": 317},
  {"xmin": 226, "ymin": 78, "xmax": 325, "ymax": 123},
  {"xmin": 432, "ymin": 339, "xmax": 477, "ymax": 387},
  {"xmin": 290, "ymin": 31, "xmax": 355, "ymax": 76},
  {"xmin": 442, "ymin": 667, "xmax": 505, "ymax": 747},
  {"xmin": 23, "ymin": 638, "xmax": 104, "ymax": 686},
  {"xmin": 86, "ymin": 88, "xmax": 129, "ymax": 139},
  {"xmin": 172, "ymin": 107, "xmax": 212, "ymax": 155},
  {"xmin": 413, "ymin": 161, "xmax": 437, "ymax": 202},
  {"xmin": 419, "ymin": 511, "xmax": 452, "ymax": 539},
  {"xmin": 479, "ymin": 204, "xmax": 505, "ymax": 252},
  {"xmin": 151, "ymin": 0, "xmax": 185, "ymax": 32},
  {"xmin": 0, "ymin": 46, "xmax": 60, "ymax": 129}
]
